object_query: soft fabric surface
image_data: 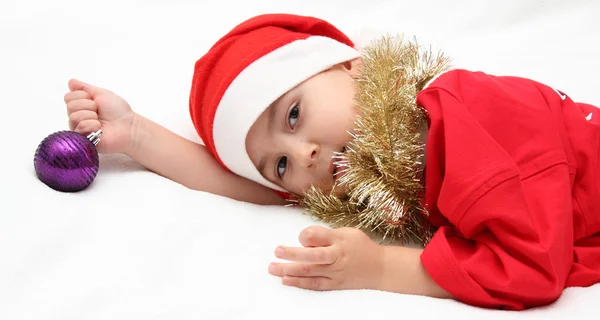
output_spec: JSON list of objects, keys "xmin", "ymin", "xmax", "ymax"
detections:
[{"xmin": 2, "ymin": 0, "xmax": 599, "ymax": 318}]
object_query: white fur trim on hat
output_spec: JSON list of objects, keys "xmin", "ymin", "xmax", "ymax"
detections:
[{"xmin": 213, "ymin": 36, "xmax": 361, "ymax": 192}]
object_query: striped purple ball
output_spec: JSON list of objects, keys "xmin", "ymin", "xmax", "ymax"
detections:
[{"xmin": 34, "ymin": 131, "xmax": 99, "ymax": 192}]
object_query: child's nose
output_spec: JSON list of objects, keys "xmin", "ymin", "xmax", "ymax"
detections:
[{"xmin": 292, "ymin": 142, "xmax": 320, "ymax": 169}]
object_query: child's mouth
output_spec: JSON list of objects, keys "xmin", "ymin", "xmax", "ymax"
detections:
[{"xmin": 332, "ymin": 146, "xmax": 348, "ymax": 180}]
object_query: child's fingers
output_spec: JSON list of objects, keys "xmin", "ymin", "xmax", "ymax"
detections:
[
  {"xmin": 73, "ymin": 119, "xmax": 101, "ymax": 134},
  {"xmin": 281, "ymin": 276, "xmax": 333, "ymax": 291},
  {"xmin": 268, "ymin": 262, "xmax": 330, "ymax": 278},
  {"xmin": 68, "ymin": 79, "xmax": 94, "ymax": 93},
  {"xmin": 66, "ymin": 99, "xmax": 97, "ymax": 115},
  {"xmin": 69, "ymin": 110, "xmax": 99, "ymax": 131},
  {"xmin": 68, "ymin": 79, "xmax": 109, "ymax": 99},
  {"xmin": 68, "ymin": 79, "xmax": 85, "ymax": 92},
  {"xmin": 64, "ymin": 90, "xmax": 90, "ymax": 103},
  {"xmin": 275, "ymin": 245, "xmax": 338, "ymax": 264},
  {"xmin": 69, "ymin": 110, "xmax": 99, "ymax": 129},
  {"xmin": 298, "ymin": 226, "xmax": 334, "ymax": 248}
]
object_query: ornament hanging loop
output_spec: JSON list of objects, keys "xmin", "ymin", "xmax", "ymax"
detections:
[{"xmin": 87, "ymin": 129, "xmax": 102, "ymax": 146}]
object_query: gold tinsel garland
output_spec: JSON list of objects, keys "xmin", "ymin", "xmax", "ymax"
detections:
[{"xmin": 299, "ymin": 35, "xmax": 452, "ymax": 246}]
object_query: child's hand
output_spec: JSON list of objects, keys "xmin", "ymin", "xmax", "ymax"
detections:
[
  {"xmin": 64, "ymin": 79, "xmax": 137, "ymax": 154},
  {"xmin": 269, "ymin": 226, "xmax": 384, "ymax": 291}
]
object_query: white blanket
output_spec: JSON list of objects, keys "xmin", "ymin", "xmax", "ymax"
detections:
[{"xmin": 2, "ymin": 0, "xmax": 599, "ymax": 318}]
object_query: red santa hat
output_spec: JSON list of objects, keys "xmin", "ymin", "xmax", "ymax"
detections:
[{"xmin": 189, "ymin": 13, "xmax": 360, "ymax": 193}]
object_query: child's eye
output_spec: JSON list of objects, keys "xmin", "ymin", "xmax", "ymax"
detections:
[
  {"xmin": 276, "ymin": 156, "xmax": 287, "ymax": 178},
  {"xmin": 288, "ymin": 103, "xmax": 300, "ymax": 128}
]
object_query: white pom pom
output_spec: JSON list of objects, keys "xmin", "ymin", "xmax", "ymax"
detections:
[{"xmin": 350, "ymin": 28, "xmax": 384, "ymax": 52}]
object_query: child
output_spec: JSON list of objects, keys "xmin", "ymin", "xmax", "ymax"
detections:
[{"xmin": 63, "ymin": 13, "xmax": 600, "ymax": 310}]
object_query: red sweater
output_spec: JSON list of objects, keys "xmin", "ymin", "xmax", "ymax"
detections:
[{"xmin": 417, "ymin": 69, "xmax": 600, "ymax": 310}]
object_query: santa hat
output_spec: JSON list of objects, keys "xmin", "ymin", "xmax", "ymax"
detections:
[{"xmin": 189, "ymin": 13, "xmax": 360, "ymax": 193}]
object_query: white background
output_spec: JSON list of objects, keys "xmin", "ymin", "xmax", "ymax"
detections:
[{"xmin": 1, "ymin": 0, "xmax": 599, "ymax": 319}]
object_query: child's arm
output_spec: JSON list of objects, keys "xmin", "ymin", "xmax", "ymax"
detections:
[
  {"xmin": 378, "ymin": 246, "xmax": 452, "ymax": 299},
  {"xmin": 64, "ymin": 79, "xmax": 286, "ymax": 205},
  {"xmin": 127, "ymin": 114, "xmax": 286, "ymax": 205}
]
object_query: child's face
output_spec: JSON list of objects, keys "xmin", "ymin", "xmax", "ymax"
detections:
[{"xmin": 246, "ymin": 59, "xmax": 363, "ymax": 197}]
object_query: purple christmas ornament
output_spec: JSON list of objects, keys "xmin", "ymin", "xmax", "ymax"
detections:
[{"xmin": 34, "ymin": 130, "xmax": 102, "ymax": 192}]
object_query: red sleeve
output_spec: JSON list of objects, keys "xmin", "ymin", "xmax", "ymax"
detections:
[
  {"xmin": 421, "ymin": 164, "xmax": 573, "ymax": 310},
  {"xmin": 419, "ymin": 70, "xmax": 575, "ymax": 310}
]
